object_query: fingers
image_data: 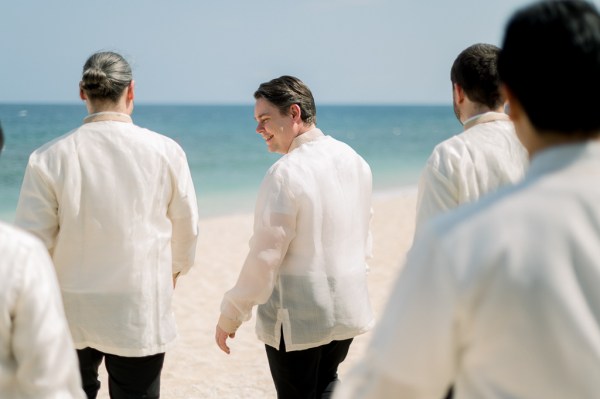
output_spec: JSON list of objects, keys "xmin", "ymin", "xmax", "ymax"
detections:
[{"xmin": 215, "ymin": 325, "xmax": 232, "ymax": 354}]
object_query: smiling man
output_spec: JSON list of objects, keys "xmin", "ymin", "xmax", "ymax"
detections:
[{"xmin": 215, "ymin": 75, "xmax": 374, "ymax": 398}]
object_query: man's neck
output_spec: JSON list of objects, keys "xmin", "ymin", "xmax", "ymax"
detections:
[
  {"xmin": 460, "ymin": 104, "xmax": 504, "ymax": 124},
  {"xmin": 86, "ymin": 96, "xmax": 132, "ymax": 115},
  {"xmin": 296, "ymin": 123, "xmax": 316, "ymax": 137}
]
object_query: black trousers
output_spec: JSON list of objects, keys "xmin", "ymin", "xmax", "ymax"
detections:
[
  {"xmin": 265, "ymin": 334, "xmax": 353, "ymax": 399},
  {"xmin": 77, "ymin": 347, "xmax": 165, "ymax": 399}
]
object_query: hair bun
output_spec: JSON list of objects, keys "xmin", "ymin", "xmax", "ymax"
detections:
[
  {"xmin": 82, "ymin": 66, "xmax": 107, "ymax": 84},
  {"xmin": 80, "ymin": 51, "xmax": 132, "ymax": 101},
  {"xmin": 81, "ymin": 67, "xmax": 112, "ymax": 96}
]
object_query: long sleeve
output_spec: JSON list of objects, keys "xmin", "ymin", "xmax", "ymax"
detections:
[
  {"xmin": 220, "ymin": 172, "xmax": 297, "ymax": 326},
  {"xmin": 1, "ymin": 227, "xmax": 85, "ymax": 398},
  {"xmin": 14, "ymin": 161, "xmax": 59, "ymax": 253},
  {"xmin": 168, "ymin": 150, "xmax": 199, "ymax": 275}
]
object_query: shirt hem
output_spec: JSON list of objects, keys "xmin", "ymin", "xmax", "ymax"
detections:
[
  {"xmin": 258, "ymin": 322, "xmax": 373, "ymax": 352},
  {"xmin": 74, "ymin": 338, "xmax": 175, "ymax": 357}
]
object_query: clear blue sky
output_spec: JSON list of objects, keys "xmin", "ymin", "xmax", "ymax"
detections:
[{"xmin": 2, "ymin": 0, "xmax": 595, "ymax": 105}]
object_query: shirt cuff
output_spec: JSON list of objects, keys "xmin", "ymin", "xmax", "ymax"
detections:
[{"xmin": 218, "ymin": 314, "xmax": 243, "ymax": 334}]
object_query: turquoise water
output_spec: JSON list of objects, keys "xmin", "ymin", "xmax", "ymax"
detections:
[{"xmin": 0, "ymin": 104, "xmax": 458, "ymax": 221}]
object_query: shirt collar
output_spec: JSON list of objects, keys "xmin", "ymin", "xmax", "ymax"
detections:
[
  {"xmin": 287, "ymin": 127, "xmax": 325, "ymax": 153},
  {"xmin": 463, "ymin": 111, "xmax": 510, "ymax": 131},
  {"xmin": 83, "ymin": 112, "xmax": 133, "ymax": 124}
]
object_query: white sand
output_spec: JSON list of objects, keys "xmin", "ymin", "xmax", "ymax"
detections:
[{"xmin": 97, "ymin": 188, "xmax": 417, "ymax": 398}]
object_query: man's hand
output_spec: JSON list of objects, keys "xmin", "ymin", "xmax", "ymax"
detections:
[{"xmin": 215, "ymin": 325, "xmax": 236, "ymax": 354}]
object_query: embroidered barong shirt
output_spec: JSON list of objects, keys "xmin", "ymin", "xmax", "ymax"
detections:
[
  {"xmin": 220, "ymin": 128, "xmax": 374, "ymax": 351},
  {"xmin": 15, "ymin": 112, "xmax": 199, "ymax": 357},
  {"xmin": 0, "ymin": 222, "xmax": 85, "ymax": 398},
  {"xmin": 416, "ymin": 112, "xmax": 528, "ymax": 228},
  {"xmin": 336, "ymin": 142, "xmax": 600, "ymax": 399}
]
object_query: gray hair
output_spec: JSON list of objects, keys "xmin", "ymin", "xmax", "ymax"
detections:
[{"xmin": 80, "ymin": 51, "xmax": 132, "ymax": 102}]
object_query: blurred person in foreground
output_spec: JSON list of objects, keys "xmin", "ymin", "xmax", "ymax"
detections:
[
  {"xmin": 215, "ymin": 76, "xmax": 374, "ymax": 398},
  {"xmin": 415, "ymin": 42, "xmax": 527, "ymax": 231},
  {"xmin": 334, "ymin": 1, "xmax": 600, "ymax": 398},
  {"xmin": 0, "ymin": 123, "xmax": 85, "ymax": 398},
  {"xmin": 15, "ymin": 51, "xmax": 199, "ymax": 399}
]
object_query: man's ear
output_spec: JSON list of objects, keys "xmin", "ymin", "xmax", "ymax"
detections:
[
  {"xmin": 453, "ymin": 83, "xmax": 465, "ymax": 104},
  {"xmin": 126, "ymin": 80, "xmax": 135, "ymax": 101},
  {"xmin": 79, "ymin": 82, "xmax": 87, "ymax": 101},
  {"xmin": 289, "ymin": 103, "xmax": 302, "ymax": 123},
  {"xmin": 501, "ymin": 84, "xmax": 521, "ymax": 122}
]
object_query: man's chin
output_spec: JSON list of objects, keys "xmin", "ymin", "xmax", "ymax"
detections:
[{"xmin": 265, "ymin": 144, "xmax": 281, "ymax": 154}]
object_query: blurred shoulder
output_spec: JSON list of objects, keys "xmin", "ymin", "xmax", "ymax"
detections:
[{"xmin": 0, "ymin": 222, "xmax": 47, "ymax": 264}]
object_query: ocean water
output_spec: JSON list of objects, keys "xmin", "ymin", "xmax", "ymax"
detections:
[{"xmin": 0, "ymin": 104, "xmax": 459, "ymax": 221}]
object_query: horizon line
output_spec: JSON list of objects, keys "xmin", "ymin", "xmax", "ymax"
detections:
[{"xmin": 0, "ymin": 101, "xmax": 450, "ymax": 107}]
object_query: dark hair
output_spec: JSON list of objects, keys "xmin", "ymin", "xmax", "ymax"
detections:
[
  {"xmin": 499, "ymin": 0, "xmax": 600, "ymax": 134},
  {"xmin": 450, "ymin": 43, "xmax": 503, "ymax": 109},
  {"xmin": 254, "ymin": 76, "xmax": 317, "ymax": 125},
  {"xmin": 80, "ymin": 51, "xmax": 132, "ymax": 102}
]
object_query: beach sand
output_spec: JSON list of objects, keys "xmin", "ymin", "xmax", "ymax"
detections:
[{"xmin": 96, "ymin": 188, "xmax": 417, "ymax": 399}]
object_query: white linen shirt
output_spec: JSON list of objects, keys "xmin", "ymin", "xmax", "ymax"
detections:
[
  {"xmin": 15, "ymin": 112, "xmax": 199, "ymax": 357},
  {"xmin": 416, "ymin": 112, "xmax": 528, "ymax": 229},
  {"xmin": 0, "ymin": 222, "xmax": 85, "ymax": 399},
  {"xmin": 221, "ymin": 128, "xmax": 374, "ymax": 351},
  {"xmin": 335, "ymin": 142, "xmax": 600, "ymax": 399}
]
